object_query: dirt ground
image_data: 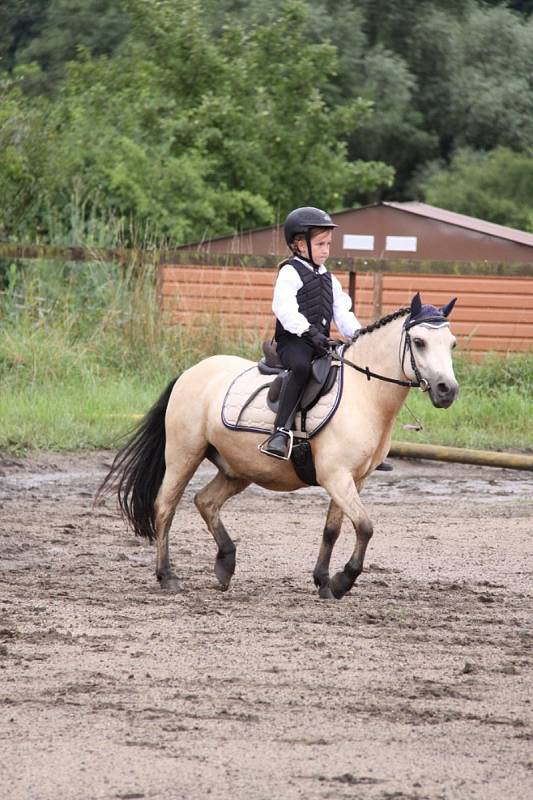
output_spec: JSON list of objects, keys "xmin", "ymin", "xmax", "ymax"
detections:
[{"xmin": 0, "ymin": 451, "xmax": 531, "ymax": 800}]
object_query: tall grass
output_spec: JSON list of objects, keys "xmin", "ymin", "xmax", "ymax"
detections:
[
  {"xmin": 394, "ymin": 374, "xmax": 532, "ymax": 451},
  {"xmin": 1, "ymin": 258, "xmax": 532, "ymax": 453},
  {"xmin": 394, "ymin": 348, "xmax": 532, "ymax": 451},
  {"xmin": 0, "ymin": 258, "xmax": 260, "ymax": 452}
]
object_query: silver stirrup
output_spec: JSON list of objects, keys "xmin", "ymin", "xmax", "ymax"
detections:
[{"xmin": 258, "ymin": 429, "xmax": 294, "ymax": 461}]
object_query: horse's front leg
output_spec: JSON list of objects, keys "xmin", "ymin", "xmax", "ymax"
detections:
[
  {"xmin": 320, "ymin": 471, "xmax": 373, "ymax": 600},
  {"xmin": 313, "ymin": 500, "xmax": 344, "ymax": 599}
]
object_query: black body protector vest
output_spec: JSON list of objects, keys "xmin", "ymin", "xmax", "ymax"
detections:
[{"xmin": 275, "ymin": 258, "xmax": 334, "ymax": 341}]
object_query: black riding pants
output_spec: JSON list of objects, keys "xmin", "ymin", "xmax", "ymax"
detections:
[{"xmin": 274, "ymin": 334, "xmax": 315, "ymax": 428}]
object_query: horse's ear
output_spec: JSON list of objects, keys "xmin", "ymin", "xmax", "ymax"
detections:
[
  {"xmin": 410, "ymin": 292, "xmax": 422, "ymax": 317},
  {"xmin": 441, "ymin": 297, "xmax": 457, "ymax": 317}
]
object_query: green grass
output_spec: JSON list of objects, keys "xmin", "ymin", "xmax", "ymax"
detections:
[
  {"xmin": 1, "ymin": 258, "xmax": 532, "ymax": 453},
  {"xmin": 0, "ymin": 258, "xmax": 261, "ymax": 453},
  {"xmin": 0, "ymin": 373, "xmax": 156, "ymax": 452},
  {"xmin": 394, "ymin": 351, "xmax": 533, "ymax": 451},
  {"xmin": 394, "ymin": 384, "xmax": 532, "ymax": 451}
]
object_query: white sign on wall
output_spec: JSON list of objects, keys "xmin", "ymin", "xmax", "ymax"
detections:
[
  {"xmin": 386, "ymin": 236, "xmax": 418, "ymax": 252},
  {"xmin": 343, "ymin": 234, "xmax": 375, "ymax": 250}
]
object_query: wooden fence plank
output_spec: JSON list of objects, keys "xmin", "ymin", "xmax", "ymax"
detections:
[
  {"xmin": 159, "ymin": 266, "xmax": 278, "ymax": 285},
  {"xmin": 158, "ymin": 263, "xmax": 533, "ymax": 353},
  {"xmin": 380, "ymin": 274, "xmax": 533, "ymax": 291},
  {"xmin": 382, "ymin": 291, "xmax": 533, "ymax": 310}
]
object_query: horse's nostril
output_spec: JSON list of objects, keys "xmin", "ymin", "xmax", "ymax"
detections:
[{"xmin": 437, "ymin": 382, "xmax": 449, "ymax": 395}]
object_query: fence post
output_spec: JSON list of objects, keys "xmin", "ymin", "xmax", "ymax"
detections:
[
  {"xmin": 372, "ymin": 272, "xmax": 383, "ymax": 320},
  {"xmin": 348, "ymin": 270, "xmax": 357, "ymax": 313}
]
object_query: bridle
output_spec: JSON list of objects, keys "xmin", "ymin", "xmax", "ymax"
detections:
[
  {"xmin": 339, "ymin": 348, "xmax": 424, "ymax": 389},
  {"xmin": 399, "ymin": 326, "xmax": 430, "ymax": 392},
  {"xmin": 338, "ymin": 316, "xmax": 450, "ymax": 392}
]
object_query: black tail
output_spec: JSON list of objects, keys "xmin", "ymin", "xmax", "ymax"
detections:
[{"xmin": 97, "ymin": 377, "xmax": 179, "ymax": 541}]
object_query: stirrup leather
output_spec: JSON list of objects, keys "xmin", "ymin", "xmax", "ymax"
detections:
[{"xmin": 258, "ymin": 428, "xmax": 294, "ymax": 461}]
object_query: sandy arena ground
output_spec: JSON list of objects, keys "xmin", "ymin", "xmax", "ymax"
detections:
[{"xmin": 0, "ymin": 451, "xmax": 531, "ymax": 800}]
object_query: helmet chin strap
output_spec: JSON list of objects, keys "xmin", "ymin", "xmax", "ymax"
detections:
[{"xmin": 295, "ymin": 231, "xmax": 320, "ymax": 269}]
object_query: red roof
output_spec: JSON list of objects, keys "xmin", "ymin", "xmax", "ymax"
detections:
[{"xmin": 383, "ymin": 202, "xmax": 533, "ymax": 248}]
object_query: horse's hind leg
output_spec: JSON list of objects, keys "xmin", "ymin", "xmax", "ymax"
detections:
[
  {"xmin": 154, "ymin": 454, "xmax": 203, "ymax": 592},
  {"xmin": 194, "ymin": 471, "xmax": 249, "ymax": 590},
  {"xmin": 313, "ymin": 500, "xmax": 344, "ymax": 599}
]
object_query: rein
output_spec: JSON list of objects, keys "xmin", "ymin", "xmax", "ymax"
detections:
[
  {"xmin": 339, "ymin": 352, "xmax": 424, "ymax": 389},
  {"xmin": 337, "ymin": 322, "xmax": 432, "ymax": 392}
]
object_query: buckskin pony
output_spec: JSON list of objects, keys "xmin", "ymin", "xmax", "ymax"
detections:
[{"xmin": 98, "ymin": 293, "xmax": 458, "ymax": 600}]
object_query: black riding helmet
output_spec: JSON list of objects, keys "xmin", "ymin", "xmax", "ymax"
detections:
[{"xmin": 283, "ymin": 206, "xmax": 337, "ymax": 268}]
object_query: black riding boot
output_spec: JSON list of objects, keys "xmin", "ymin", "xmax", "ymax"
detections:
[{"xmin": 260, "ymin": 375, "xmax": 302, "ymax": 460}]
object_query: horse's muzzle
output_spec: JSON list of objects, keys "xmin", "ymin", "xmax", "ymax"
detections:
[{"xmin": 430, "ymin": 378, "xmax": 459, "ymax": 408}]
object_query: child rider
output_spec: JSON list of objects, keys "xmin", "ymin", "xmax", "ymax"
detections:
[{"xmin": 260, "ymin": 206, "xmax": 361, "ymax": 460}]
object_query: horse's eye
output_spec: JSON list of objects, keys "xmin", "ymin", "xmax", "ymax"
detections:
[
  {"xmin": 413, "ymin": 338, "xmax": 425, "ymax": 349},
  {"xmin": 452, "ymin": 340, "xmax": 457, "ymax": 350}
]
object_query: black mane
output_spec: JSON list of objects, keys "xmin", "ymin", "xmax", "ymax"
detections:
[{"xmin": 352, "ymin": 306, "xmax": 410, "ymax": 340}]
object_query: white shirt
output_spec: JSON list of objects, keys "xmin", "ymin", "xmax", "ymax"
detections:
[{"xmin": 272, "ymin": 257, "xmax": 361, "ymax": 338}]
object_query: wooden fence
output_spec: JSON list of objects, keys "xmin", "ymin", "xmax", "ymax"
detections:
[
  {"xmin": 2, "ymin": 244, "xmax": 532, "ymax": 354},
  {"xmin": 159, "ymin": 265, "xmax": 533, "ymax": 354}
]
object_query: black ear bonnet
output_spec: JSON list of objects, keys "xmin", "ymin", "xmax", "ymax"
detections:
[{"xmin": 404, "ymin": 292, "xmax": 457, "ymax": 331}]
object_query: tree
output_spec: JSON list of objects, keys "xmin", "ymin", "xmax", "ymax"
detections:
[
  {"xmin": 4, "ymin": 0, "xmax": 533, "ymax": 219},
  {"xmin": 357, "ymin": 0, "xmax": 473, "ymax": 51},
  {"xmin": 0, "ymin": 0, "xmax": 393, "ymax": 244},
  {"xmin": 343, "ymin": 45, "xmax": 437, "ymax": 202},
  {"xmin": 0, "ymin": 67, "xmax": 55, "ymax": 240},
  {"xmin": 16, "ymin": 0, "xmax": 130, "ymax": 71},
  {"xmin": 0, "ymin": 0, "xmax": 49, "ymax": 72},
  {"xmin": 483, "ymin": 1, "xmax": 533, "ymax": 14},
  {"xmin": 416, "ymin": 147, "xmax": 533, "ymax": 231},
  {"xmin": 447, "ymin": 5, "xmax": 533, "ymax": 152},
  {"xmin": 397, "ymin": 3, "xmax": 533, "ymax": 154}
]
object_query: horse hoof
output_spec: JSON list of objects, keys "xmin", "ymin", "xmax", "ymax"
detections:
[
  {"xmin": 215, "ymin": 551, "xmax": 235, "ymax": 590},
  {"xmin": 159, "ymin": 575, "xmax": 180, "ymax": 593},
  {"xmin": 318, "ymin": 585, "xmax": 335, "ymax": 600},
  {"xmin": 214, "ymin": 562, "xmax": 232, "ymax": 591},
  {"xmin": 329, "ymin": 571, "xmax": 351, "ymax": 599}
]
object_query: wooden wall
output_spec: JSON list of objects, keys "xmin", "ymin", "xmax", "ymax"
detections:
[{"xmin": 159, "ymin": 265, "xmax": 533, "ymax": 354}]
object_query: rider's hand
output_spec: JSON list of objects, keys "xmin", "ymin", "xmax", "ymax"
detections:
[{"xmin": 303, "ymin": 325, "xmax": 330, "ymax": 355}]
